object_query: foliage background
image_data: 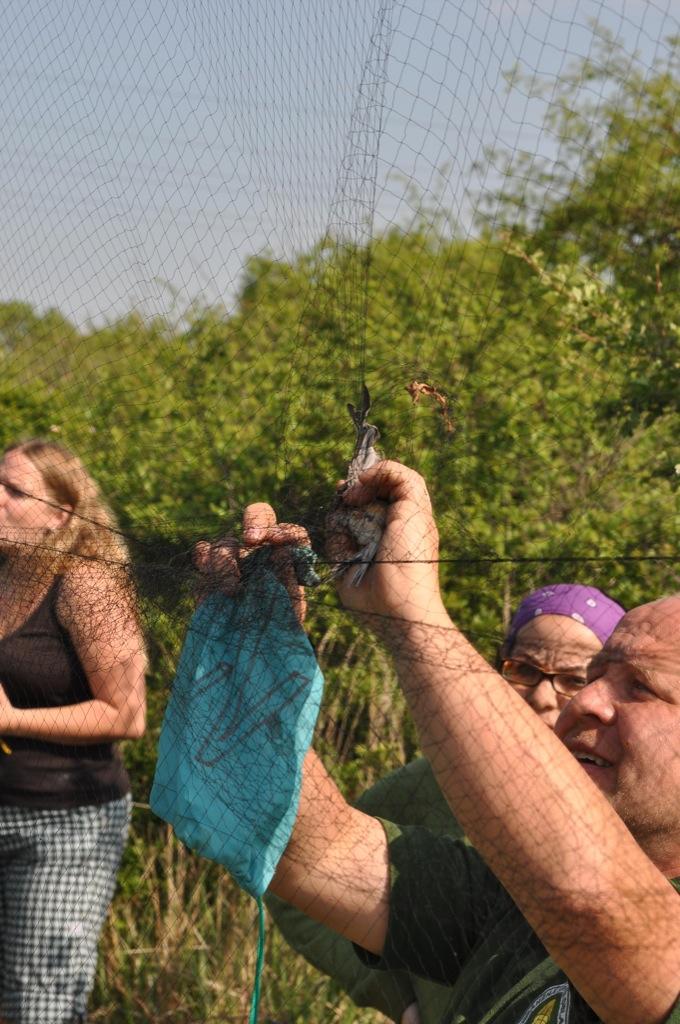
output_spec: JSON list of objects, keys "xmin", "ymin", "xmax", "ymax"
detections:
[{"xmin": 0, "ymin": 41, "xmax": 678, "ymax": 1022}]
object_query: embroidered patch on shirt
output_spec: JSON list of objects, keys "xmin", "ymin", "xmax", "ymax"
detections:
[{"xmin": 517, "ymin": 982, "xmax": 571, "ymax": 1024}]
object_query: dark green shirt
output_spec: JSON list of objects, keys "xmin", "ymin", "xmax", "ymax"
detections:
[
  {"xmin": 357, "ymin": 821, "xmax": 680, "ymax": 1024},
  {"xmin": 266, "ymin": 757, "xmax": 459, "ymax": 1021}
]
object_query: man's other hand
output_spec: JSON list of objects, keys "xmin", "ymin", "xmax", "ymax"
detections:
[{"xmin": 193, "ymin": 504, "xmax": 312, "ymax": 625}]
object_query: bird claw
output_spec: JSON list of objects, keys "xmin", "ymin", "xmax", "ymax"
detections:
[{"xmin": 327, "ymin": 387, "xmax": 387, "ymax": 585}]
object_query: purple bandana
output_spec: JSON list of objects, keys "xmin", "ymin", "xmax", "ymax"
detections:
[{"xmin": 508, "ymin": 584, "xmax": 626, "ymax": 647}]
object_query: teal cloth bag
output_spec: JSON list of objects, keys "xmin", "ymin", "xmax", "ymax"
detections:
[{"xmin": 150, "ymin": 547, "xmax": 324, "ymax": 1019}]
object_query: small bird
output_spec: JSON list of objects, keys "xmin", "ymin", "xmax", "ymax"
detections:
[{"xmin": 328, "ymin": 386, "xmax": 387, "ymax": 586}]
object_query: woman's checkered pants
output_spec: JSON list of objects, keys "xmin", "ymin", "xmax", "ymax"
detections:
[{"xmin": 0, "ymin": 796, "xmax": 131, "ymax": 1024}]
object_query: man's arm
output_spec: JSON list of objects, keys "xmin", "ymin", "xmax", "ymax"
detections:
[
  {"xmin": 265, "ymin": 890, "xmax": 418, "ymax": 1021},
  {"xmin": 334, "ymin": 460, "xmax": 680, "ymax": 1024},
  {"xmin": 267, "ymin": 759, "xmax": 456, "ymax": 1022},
  {"xmin": 270, "ymin": 748, "xmax": 391, "ymax": 955}
]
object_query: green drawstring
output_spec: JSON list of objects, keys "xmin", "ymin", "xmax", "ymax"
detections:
[{"xmin": 249, "ymin": 896, "xmax": 266, "ymax": 1024}]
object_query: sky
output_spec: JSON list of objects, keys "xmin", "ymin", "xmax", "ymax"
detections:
[{"xmin": 0, "ymin": 0, "xmax": 677, "ymax": 326}]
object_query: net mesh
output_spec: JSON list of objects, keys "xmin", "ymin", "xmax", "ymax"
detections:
[{"xmin": 0, "ymin": 0, "xmax": 678, "ymax": 1020}]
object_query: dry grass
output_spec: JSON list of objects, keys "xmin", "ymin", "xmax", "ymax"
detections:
[{"xmin": 92, "ymin": 820, "xmax": 388, "ymax": 1022}]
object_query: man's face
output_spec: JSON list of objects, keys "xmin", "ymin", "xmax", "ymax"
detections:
[{"xmin": 555, "ymin": 597, "xmax": 680, "ymax": 847}]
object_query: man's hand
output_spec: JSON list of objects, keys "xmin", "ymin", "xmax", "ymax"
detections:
[
  {"xmin": 327, "ymin": 461, "xmax": 449, "ymax": 630},
  {"xmin": 194, "ymin": 504, "xmax": 312, "ymax": 625}
]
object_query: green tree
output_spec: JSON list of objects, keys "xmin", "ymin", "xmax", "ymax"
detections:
[{"xmin": 485, "ymin": 33, "xmax": 680, "ymax": 425}]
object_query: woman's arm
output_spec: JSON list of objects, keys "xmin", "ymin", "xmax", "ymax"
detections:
[{"xmin": 0, "ymin": 562, "xmax": 147, "ymax": 743}]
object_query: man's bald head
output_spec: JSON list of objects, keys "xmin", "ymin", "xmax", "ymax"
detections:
[
  {"xmin": 618, "ymin": 594, "xmax": 680, "ymax": 636},
  {"xmin": 602, "ymin": 595, "xmax": 680, "ymax": 677}
]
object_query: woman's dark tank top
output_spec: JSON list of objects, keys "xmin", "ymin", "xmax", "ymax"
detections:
[{"xmin": 0, "ymin": 575, "xmax": 130, "ymax": 809}]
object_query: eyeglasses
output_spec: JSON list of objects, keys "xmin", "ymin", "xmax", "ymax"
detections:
[{"xmin": 501, "ymin": 659, "xmax": 587, "ymax": 698}]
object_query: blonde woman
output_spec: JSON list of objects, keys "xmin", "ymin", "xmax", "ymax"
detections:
[{"xmin": 0, "ymin": 439, "xmax": 146, "ymax": 1024}]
